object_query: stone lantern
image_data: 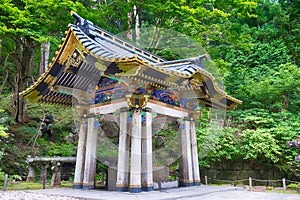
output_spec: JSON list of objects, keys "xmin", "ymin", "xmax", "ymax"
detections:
[{"xmin": 287, "ymin": 131, "xmax": 300, "ymax": 193}]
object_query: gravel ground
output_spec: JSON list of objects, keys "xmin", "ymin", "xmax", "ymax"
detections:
[
  {"xmin": 1, "ymin": 187, "xmax": 299, "ymax": 200},
  {"xmin": 0, "ymin": 191, "xmax": 82, "ymax": 200}
]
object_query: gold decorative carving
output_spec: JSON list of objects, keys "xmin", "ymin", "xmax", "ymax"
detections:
[
  {"xmin": 95, "ymin": 61, "xmax": 107, "ymax": 71},
  {"xmin": 115, "ymin": 61, "xmax": 144, "ymax": 76},
  {"xmin": 126, "ymin": 94, "xmax": 149, "ymax": 109},
  {"xmin": 25, "ymin": 89, "xmax": 41, "ymax": 103},
  {"xmin": 165, "ymin": 75, "xmax": 180, "ymax": 83},
  {"xmin": 43, "ymin": 74, "xmax": 58, "ymax": 86},
  {"xmin": 190, "ymin": 73, "xmax": 205, "ymax": 89},
  {"xmin": 213, "ymin": 93, "xmax": 225, "ymax": 101},
  {"xmin": 58, "ymin": 32, "xmax": 79, "ymax": 65},
  {"xmin": 65, "ymin": 50, "xmax": 84, "ymax": 73}
]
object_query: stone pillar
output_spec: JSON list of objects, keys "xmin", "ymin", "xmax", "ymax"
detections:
[
  {"xmin": 40, "ymin": 164, "xmax": 48, "ymax": 183},
  {"xmin": 26, "ymin": 165, "xmax": 35, "ymax": 182},
  {"xmin": 141, "ymin": 108, "xmax": 153, "ymax": 191},
  {"xmin": 83, "ymin": 117, "xmax": 98, "ymax": 190},
  {"xmin": 51, "ymin": 161, "xmax": 62, "ymax": 187},
  {"xmin": 73, "ymin": 120, "xmax": 87, "ymax": 189},
  {"xmin": 178, "ymin": 120, "xmax": 193, "ymax": 186},
  {"xmin": 116, "ymin": 108, "xmax": 129, "ymax": 192},
  {"xmin": 190, "ymin": 120, "xmax": 200, "ymax": 186},
  {"xmin": 129, "ymin": 110, "xmax": 142, "ymax": 193}
]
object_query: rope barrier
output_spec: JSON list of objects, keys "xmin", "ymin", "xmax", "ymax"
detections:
[
  {"xmin": 286, "ymin": 179, "xmax": 300, "ymax": 184},
  {"xmin": 5, "ymin": 174, "xmax": 300, "ymax": 184},
  {"xmin": 7, "ymin": 175, "xmax": 74, "ymax": 179},
  {"xmin": 252, "ymin": 179, "xmax": 283, "ymax": 183},
  {"xmin": 207, "ymin": 177, "xmax": 250, "ymax": 182},
  {"xmin": 203, "ymin": 176, "xmax": 300, "ymax": 185}
]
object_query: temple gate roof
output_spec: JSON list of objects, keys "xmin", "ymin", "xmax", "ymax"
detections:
[{"xmin": 20, "ymin": 11, "xmax": 242, "ymax": 110}]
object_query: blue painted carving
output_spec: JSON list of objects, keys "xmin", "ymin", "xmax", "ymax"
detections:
[
  {"xmin": 94, "ymin": 92, "xmax": 111, "ymax": 104},
  {"xmin": 133, "ymin": 87, "xmax": 147, "ymax": 94},
  {"xmin": 86, "ymin": 82, "xmax": 96, "ymax": 105},
  {"xmin": 97, "ymin": 77, "xmax": 118, "ymax": 87},
  {"xmin": 112, "ymin": 89, "xmax": 127, "ymax": 99},
  {"xmin": 94, "ymin": 121, "xmax": 101, "ymax": 127},
  {"xmin": 152, "ymin": 89, "xmax": 179, "ymax": 106},
  {"xmin": 180, "ymin": 98, "xmax": 198, "ymax": 109},
  {"xmin": 94, "ymin": 77, "xmax": 126, "ymax": 104},
  {"xmin": 93, "ymin": 77, "xmax": 185, "ymax": 107}
]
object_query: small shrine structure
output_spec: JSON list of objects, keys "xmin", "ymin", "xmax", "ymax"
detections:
[{"xmin": 20, "ymin": 12, "xmax": 241, "ymax": 193}]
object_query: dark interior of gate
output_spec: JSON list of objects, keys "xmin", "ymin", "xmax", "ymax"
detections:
[{"xmin": 20, "ymin": 11, "xmax": 241, "ymax": 193}]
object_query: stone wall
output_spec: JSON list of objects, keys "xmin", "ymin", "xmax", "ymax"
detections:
[{"xmin": 200, "ymin": 160, "xmax": 285, "ymax": 185}]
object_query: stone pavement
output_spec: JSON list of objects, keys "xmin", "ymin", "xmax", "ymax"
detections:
[{"xmin": 26, "ymin": 186, "xmax": 300, "ymax": 200}]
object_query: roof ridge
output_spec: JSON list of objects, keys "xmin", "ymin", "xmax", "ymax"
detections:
[{"xmin": 71, "ymin": 11, "xmax": 165, "ymax": 64}]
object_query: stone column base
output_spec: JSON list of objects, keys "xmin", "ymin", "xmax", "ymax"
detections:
[
  {"xmin": 73, "ymin": 183, "xmax": 83, "ymax": 189},
  {"xmin": 116, "ymin": 187, "xmax": 129, "ymax": 192},
  {"xmin": 129, "ymin": 186, "xmax": 142, "ymax": 193},
  {"xmin": 116, "ymin": 184, "xmax": 128, "ymax": 192},
  {"xmin": 180, "ymin": 180, "xmax": 194, "ymax": 187},
  {"xmin": 142, "ymin": 184, "xmax": 154, "ymax": 191},
  {"xmin": 83, "ymin": 183, "xmax": 94, "ymax": 190},
  {"xmin": 193, "ymin": 181, "xmax": 201, "ymax": 186}
]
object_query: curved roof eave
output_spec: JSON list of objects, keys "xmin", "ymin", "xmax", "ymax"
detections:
[{"xmin": 19, "ymin": 27, "xmax": 74, "ymax": 101}]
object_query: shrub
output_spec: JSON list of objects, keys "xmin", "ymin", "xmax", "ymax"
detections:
[{"xmin": 287, "ymin": 183, "xmax": 299, "ymax": 190}]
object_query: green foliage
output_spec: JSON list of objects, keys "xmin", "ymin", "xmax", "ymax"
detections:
[
  {"xmin": 0, "ymin": 106, "xmax": 15, "ymax": 127},
  {"xmin": 16, "ymin": 126, "xmax": 37, "ymax": 136},
  {"xmin": 0, "ymin": 169, "xmax": 5, "ymax": 182},
  {"xmin": 37, "ymin": 138, "xmax": 75, "ymax": 157},
  {"xmin": 96, "ymin": 162, "xmax": 107, "ymax": 183},
  {"xmin": 239, "ymin": 129, "xmax": 280, "ymax": 162},
  {"xmin": 0, "ymin": 0, "xmax": 84, "ymax": 40},
  {"xmin": 0, "ymin": 125, "xmax": 8, "ymax": 138},
  {"xmin": 97, "ymin": 138, "xmax": 118, "ymax": 157},
  {"xmin": 225, "ymin": 40, "xmax": 300, "ymax": 112},
  {"xmin": 8, "ymin": 174, "xmax": 22, "ymax": 182},
  {"xmin": 0, "ymin": 150, "xmax": 4, "ymax": 181},
  {"xmin": 0, "ymin": 99, "xmax": 75, "ymax": 176},
  {"xmin": 210, "ymin": 127, "xmax": 240, "ymax": 161},
  {"xmin": 46, "ymin": 143, "xmax": 75, "ymax": 157},
  {"xmin": 0, "ymin": 181, "xmax": 56, "ymax": 190},
  {"xmin": 154, "ymin": 127, "xmax": 179, "ymax": 166},
  {"xmin": 198, "ymin": 108, "xmax": 300, "ymax": 176},
  {"xmin": 0, "ymin": 0, "xmax": 298, "ymax": 182},
  {"xmin": 253, "ymin": 0, "xmax": 300, "ymax": 65},
  {"xmin": 287, "ymin": 183, "xmax": 299, "ymax": 190},
  {"xmin": 26, "ymin": 103, "xmax": 74, "ymax": 142}
]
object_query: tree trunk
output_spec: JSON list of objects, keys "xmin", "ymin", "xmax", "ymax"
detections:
[
  {"xmin": 13, "ymin": 36, "xmax": 35, "ymax": 123},
  {"xmin": 133, "ymin": 5, "xmax": 140, "ymax": 41},
  {"xmin": 39, "ymin": 41, "xmax": 50, "ymax": 75},
  {"xmin": 127, "ymin": 10, "xmax": 133, "ymax": 40},
  {"xmin": 0, "ymin": 70, "xmax": 8, "ymax": 95}
]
